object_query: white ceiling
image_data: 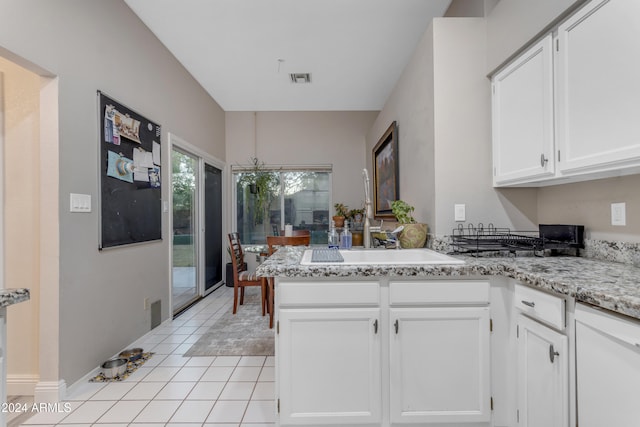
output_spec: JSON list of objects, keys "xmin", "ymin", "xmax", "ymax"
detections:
[{"xmin": 124, "ymin": 0, "xmax": 452, "ymax": 111}]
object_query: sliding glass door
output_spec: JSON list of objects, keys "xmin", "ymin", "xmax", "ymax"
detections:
[
  {"xmin": 204, "ymin": 163, "xmax": 222, "ymax": 292},
  {"xmin": 171, "ymin": 136, "xmax": 225, "ymax": 316},
  {"xmin": 172, "ymin": 148, "xmax": 199, "ymax": 313}
]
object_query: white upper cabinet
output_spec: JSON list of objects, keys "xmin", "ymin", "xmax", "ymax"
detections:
[
  {"xmin": 492, "ymin": 35, "xmax": 555, "ymax": 186},
  {"xmin": 556, "ymin": 0, "xmax": 640, "ymax": 175},
  {"xmin": 492, "ymin": 0, "xmax": 640, "ymax": 186}
]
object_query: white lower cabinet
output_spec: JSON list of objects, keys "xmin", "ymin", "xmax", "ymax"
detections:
[
  {"xmin": 275, "ymin": 276, "xmax": 640, "ymax": 426},
  {"xmin": 389, "ymin": 307, "xmax": 491, "ymax": 424},
  {"xmin": 277, "ymin": 308, "xmax": 382, "ymax": 425},
  {"xmin": 516, "ymin": 314, "xmax": 568, "ymax": 427},
  {"xmin": 275, "ymin": 278, "xmax": 491, "ymax": 427},
  {"xmin": 575, "ymin": 303, "xmax": 640, "ymax": 427}
]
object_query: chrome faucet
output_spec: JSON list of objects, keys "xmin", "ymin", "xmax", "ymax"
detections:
[
  {"xmin": 387, "ymin": 225, "xmax": 405, "ymax": 249},
  {"xmin": 362, "ymin": 169, "xmax": 373, "ymax": 248}
]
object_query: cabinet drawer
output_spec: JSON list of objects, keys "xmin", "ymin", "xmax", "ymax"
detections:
[
  {"xmin": 515, "ymin": 284, "xmax": 565, "ymax": 330},
  {"xmin": 278, "ymin": 280, "xmax": 380, "ymax": 307},
  {"xmin": 390, "ymin": 280, "xmax": 489, "ymax": 305}
]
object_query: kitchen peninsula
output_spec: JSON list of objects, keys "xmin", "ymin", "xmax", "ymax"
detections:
[{"xmin": 257, "ymin": 247, "xmax": 640, "ymax": 427}]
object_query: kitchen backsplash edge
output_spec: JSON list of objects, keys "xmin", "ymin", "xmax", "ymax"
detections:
[
  {"xmin": 583, "ymin": 239, "xmax": 640, "ymax": 267},
  {"xmin": 429, "ymin": 235, "xmax": 640, "ymax": 268}
]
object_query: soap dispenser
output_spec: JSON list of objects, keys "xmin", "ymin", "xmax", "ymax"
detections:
[
  {"xmin": 340, "ymin": 221, "xmax": 352, "ymax": 249},
  {"xmin": 328, "ymin": 220, "xmax": 339, "ymax": 249}
]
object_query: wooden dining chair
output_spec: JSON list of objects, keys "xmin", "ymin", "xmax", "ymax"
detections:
[
  {"xmin": 259, "ymin": 230, "xmax": 311, "ymax": 256},
  {"xmin": 228, "ymin": 232, "xmax": 267, "ymax": 316},
  {"xmin": 267, "ymin": 235, "xmax": 311, "ymax": 255},
  {"xmin": 265, "ymin": 234, "xmax": 311, "ymax": 328}
]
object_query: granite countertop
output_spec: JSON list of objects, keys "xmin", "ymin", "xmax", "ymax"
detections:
[
  {"xmin": 256, "ymin": 246, "xmax": 640, "ymax": 321},
  {"xmin": 0, "ymin": 288, "xmax": 30, "ymax": 308}
]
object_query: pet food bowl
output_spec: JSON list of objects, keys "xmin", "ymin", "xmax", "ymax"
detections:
[
  {"xmin": 119, "ymin": 348, "xmax": 143, "ymax": 362},
  {"xmin": 101, "ymin": 358, "xmax": 128, "ymax": 378}
]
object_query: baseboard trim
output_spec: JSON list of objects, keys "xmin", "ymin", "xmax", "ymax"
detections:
[
  {"xmin": 7, "ymin": 374, "xmax": 39, "ymax": 396},
  {"xmin": 34, "ymin": 380, "xmax": 66, "ymax": 403}
]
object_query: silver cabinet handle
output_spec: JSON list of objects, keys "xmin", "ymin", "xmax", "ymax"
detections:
[
  {"xmin": 394, "ymin": 319, "xmax": 399, "ymax": 334},
  {"xmin": 549, "ymin": 344, "xmax": 560, "ymax": 363},
  {"xmin": 521, "ymin": 300, "xmax": 536, "ymax": 308},
  {"xmin": 540, "ymin": 153, "xmax": 548, "ymax": 167},
  {"xmin": 373, "ymin": 319, "xmax": 378, "ymax": 334}
]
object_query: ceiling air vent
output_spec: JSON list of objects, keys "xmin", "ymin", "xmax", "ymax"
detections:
[{"xmin": 290, "ymin": 73, "xmax": 311, "ymax": 84}]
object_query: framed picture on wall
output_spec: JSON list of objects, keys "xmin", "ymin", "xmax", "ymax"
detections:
[{"xmin": 373, "ymin": 121, "xmax": 399, "ymax": 217}]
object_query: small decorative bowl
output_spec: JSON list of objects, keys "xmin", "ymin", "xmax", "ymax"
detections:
[
  {"xmin": 101, "ymin": 358, "xmax": 128, "ymax": 378},
  {"xmin": 119, "ymin": 348, "xmax": 143, "ymax": 362}
]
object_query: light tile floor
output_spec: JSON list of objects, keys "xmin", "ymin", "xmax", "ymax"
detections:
[{"xmin": 20, "ymin": 285, "xmax": 275, "ymax": 426}]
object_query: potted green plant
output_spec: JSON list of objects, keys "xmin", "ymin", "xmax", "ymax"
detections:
[
  {"xmin": 348, "ymin": 207, "xmax": 364, "ymax": 226},
  {"xmin": 333, "ymin": 203, "xmax": 349, "ymax": 228},
  {"xmin": 347, "ymin": 207, "xmax": 365, "ymax": 246},
  {"xmin": 391, "ymin": 200, "xmax": 427, "ymax": 248},
  {"xmin": 237, "ymin": 157, "xmax": 279, "ymax": 225}
]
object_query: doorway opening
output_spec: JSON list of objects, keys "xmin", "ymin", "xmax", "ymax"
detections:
[{"xmin": 170, "ymin": 134, "xmax": 224, "ymax": 316}]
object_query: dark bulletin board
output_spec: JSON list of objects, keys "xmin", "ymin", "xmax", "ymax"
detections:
[{"xmin": 98, "ymin": 91, "xmax": 162, "ymax": 249}]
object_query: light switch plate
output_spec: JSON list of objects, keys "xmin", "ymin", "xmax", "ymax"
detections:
[
  {"xmin": 70, "ymin": 193, "xmax": 91, "ymax": 213},
  {"xmin": 611, "ymin": 202, "xmax": 626, "ymax": 226},
  {"xmin": 454, "ymin": 204, "xmax": 466, "ymax": 222}
]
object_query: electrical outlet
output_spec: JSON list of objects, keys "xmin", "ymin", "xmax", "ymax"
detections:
[
  {"xmin": 454, "ymin": 204, "xmax": 466, "ymax": 222},
  {"xmin": 144, "ymin": 297, "xmax": 150, "ymax": 310},
  {"xmin": 611, "ymin": 202, "xmax": 626, "ymax": 226}
]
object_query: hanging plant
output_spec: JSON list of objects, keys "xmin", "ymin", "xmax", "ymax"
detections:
[{"xmin": 237, "ymin": 157, "xmax": 280, "ymax": 225}]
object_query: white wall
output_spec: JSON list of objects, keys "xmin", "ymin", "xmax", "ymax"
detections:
[
  {"xmin": 433, "ymin": 18, "xmax": 537, "ymax": 234},
  {"xmin": 226, "ymin": 111, "xmax": 378, "ymax": 211},
  {"xmin": 366, "ymin": 17, "xmax": 537, "ymax": 238},
  {"xmin": 365, "ymin": 24, "xmax": 437, "ymax": 229},
  {"xmin": 0, "ymin": 57, "xmax": 41, "ymax": 394},
  {"xmin": 486, "ymin": 0, "xmax": 582, "ymax": 71},
  {"xmin": 0, "ymin": 0, "xmax": 225, "ymax": 387},
  {"xmin": 538, "ymin": 175, "xmax": 640, "ymax": 243},
  {"xmin": 445, "ymin": 0, "xmax": 497, "ymax": 18}
]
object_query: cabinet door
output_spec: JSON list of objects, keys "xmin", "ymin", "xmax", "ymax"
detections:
[
  {"xmin": 556, "ymin": 0, "xmax": 640, "ymax": 175},
  {"xmin": 389, "ymin": 307, "xmax": 491, "ymax": 424},
  {"xmin": 576, "ymin": 304, "xmax": 640, "ymax": 427},
  {"xmin": 278, "ymin": 308, "xmax": 381, "ymax": 425},
  {"xmin": 517, "ymin": 314, "xmax": 568, "ymax": 427},
  {"xmin": 492, "ymin": 34, "xmax": 555, "ymax": 186}
]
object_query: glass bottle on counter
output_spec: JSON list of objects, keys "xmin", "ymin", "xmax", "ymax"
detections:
[
  {"xmin": 328, "ymin": 220, "xmax": 339, "ymax": 249},
  {"xmin": 340, "ymin": 221, "xmax": 352, "ymax": 249}
]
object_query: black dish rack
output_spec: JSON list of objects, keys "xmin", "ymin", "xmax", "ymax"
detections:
[{"xmin": 450, "ymin": 223, "xmax": 584, "ymax": 257}]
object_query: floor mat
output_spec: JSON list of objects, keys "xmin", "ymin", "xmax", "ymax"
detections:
[{"xmin": 183, "ymin": 289, "xmax": 274, "ymax": 356}]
